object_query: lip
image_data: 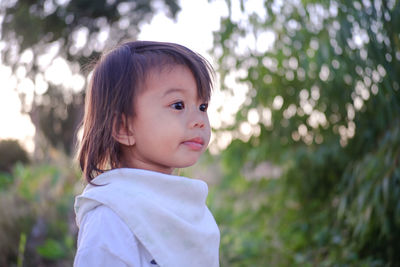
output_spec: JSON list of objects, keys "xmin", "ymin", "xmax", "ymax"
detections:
[{"xmin": 182, "ymin": 137, "xmax": 205, "ymax": 151}]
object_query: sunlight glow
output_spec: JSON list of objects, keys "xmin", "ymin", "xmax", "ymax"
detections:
[{"xmin": 0, "ymin": 65, "xmax": 35, "ymax": 152}]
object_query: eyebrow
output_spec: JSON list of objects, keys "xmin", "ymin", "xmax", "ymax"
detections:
[{"xmin": 162, "ymin": 88, "xmax": 187, "ymax": 97}]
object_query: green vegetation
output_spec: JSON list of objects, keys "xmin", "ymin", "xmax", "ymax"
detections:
[
  {"xmin": 210, "ymin": 0, "xmax": 400, "ymax": 266},
  {"xmin": 0, "ymin": 0, "xmax": 399, "ymax": 266},
  {"xmin": 0, "ymin": 157, "xmax": 80, "ymax": 266}
]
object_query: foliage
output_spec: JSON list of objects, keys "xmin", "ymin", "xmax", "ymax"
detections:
[
  {"xmin": 0, "ymin": 139, "xmax": 29, "ymax": 173},
  {"xmin": 0, "ymin": 157, "xmax": 81, "ymax": 266},
  {"xmin": 211, "ymin": 0, "xmax": 400, "ymax": 265},
  {"xmin": 338, "ymin": 120, "xmax": 400, "ymax": 261},
  {"xmin": 0, "ymin": 0, "xmax": 180, "ymax": 155}
]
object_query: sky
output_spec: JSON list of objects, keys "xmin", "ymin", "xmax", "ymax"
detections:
[{"xmin": 0, "ymin": 0, "xmax": 265, "ymax": 153}]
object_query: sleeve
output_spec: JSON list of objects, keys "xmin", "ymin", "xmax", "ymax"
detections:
[{"xmin": 74, "ymin": 205, "xmax": 143, "ymax": 267}]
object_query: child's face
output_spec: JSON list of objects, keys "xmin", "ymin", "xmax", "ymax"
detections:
[{"xmin": 122, "ymin": 65, "xmax": 211, "ymax": 174}]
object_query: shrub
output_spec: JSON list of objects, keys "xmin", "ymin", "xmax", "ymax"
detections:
[{"xmin": 0, "ymin": 139, "xmax": 29, "ymax": 173}]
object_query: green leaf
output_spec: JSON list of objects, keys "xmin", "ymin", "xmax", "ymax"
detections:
[{"xmin": 36, "ymin": 239, "xmax": 66, "ymax": 260}]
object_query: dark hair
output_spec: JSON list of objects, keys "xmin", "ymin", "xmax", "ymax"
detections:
[{"xmin": 78, "ymin": 41, "xmax": 214, "ymax": 183}]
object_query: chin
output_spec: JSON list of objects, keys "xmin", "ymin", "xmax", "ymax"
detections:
[{"xmin": 176, "ymin": 160, "xmax": 199, "ymax": 169}]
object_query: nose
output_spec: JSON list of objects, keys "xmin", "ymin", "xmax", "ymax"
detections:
[
  {"xmin": 192, "ymin": 120, "xmax": 205, "ymax": 128},
  {"xmin": 189, "ymin": 111, "xmax": 206, "ymax": 129}
]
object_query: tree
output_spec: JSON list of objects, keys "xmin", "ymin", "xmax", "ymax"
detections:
[
  {"xmin": 0, "ymin": 0, "xmax": 180, "ymax": 156},
  {"xmin": 212, "ymin": 0, "xmax": 400, "ymax": 265}
]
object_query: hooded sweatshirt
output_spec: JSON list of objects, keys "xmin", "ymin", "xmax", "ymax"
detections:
[{"xmin": 74, "ymin": 168, "xmax": 220, "ymax": 267}]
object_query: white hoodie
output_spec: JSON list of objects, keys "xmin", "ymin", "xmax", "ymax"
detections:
[{"xmin": 74, "ymin": 168, "xmax": 220, "ymax": 267}]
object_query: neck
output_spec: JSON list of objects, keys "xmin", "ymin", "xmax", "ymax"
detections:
[{"xmin": 118, "ymin": 157, "xmax": 174, "ymax": 175}]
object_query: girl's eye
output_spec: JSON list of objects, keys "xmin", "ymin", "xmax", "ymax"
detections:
[
  {"xmin": 199, "ymin": 103, "xmax": 208, "ymax": 112},
  {"xmin": 171, "ymin": 101, "xmax": 185, "ymax": 110}
]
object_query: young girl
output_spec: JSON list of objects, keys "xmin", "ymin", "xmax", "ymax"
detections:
[{"xmin": 74, "ymin": 41, "xmax": 220, "ymax": 267}]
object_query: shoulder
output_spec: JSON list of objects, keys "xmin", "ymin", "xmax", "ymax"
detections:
[
  {"xmin": 78, "ymin": 205, "xmax": 134, "ymax": 244},
  {"xmin": 75, "ymin": 205, "xmax": 141, "ymax": 266}
]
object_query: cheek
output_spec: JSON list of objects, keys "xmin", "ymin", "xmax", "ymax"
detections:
[
  {"xmin": 144, "ymin": 117, "xmax": 181, "ymax": 143},
  {"xmin": 204, "ymin": 120, "xmax": 212, "ymax": 146}
]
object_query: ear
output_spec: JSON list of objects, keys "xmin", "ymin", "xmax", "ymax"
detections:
[{"xmin": 112, "ymin": 114, "xmax": 135, "ymax": 146}]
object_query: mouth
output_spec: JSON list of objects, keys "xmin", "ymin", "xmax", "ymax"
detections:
[{"xmin": 182, "ymin": 137, "xmax": 205, "ymax": 151}]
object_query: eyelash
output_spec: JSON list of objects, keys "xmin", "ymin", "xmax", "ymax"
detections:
[
  {"xmin": 170, "ymin": 102, "xmax": 208, "ymax": 112},
  {"xmin": 171, "ymin": 101, "xmax": 185, "ymax": 110},
  {"xmin": 199, "ymin": 103, "xmax": 208, "ymax": 112}
]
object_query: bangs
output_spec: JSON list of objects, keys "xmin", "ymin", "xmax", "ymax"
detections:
[{"xmin": 127, "ymin": 42, "xmax": 214, "ymax": 101}]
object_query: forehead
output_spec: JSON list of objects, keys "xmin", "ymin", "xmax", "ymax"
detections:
[
  {"xmin": 143, "ymin": 64, "xmax": 196, "ymax": 93},
  {"xmin": 137, "ymin": 60, "xmax": 210, "ymax": 101}
]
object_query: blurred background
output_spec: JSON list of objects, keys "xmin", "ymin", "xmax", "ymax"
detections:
[{"xmin": 0, "ymin": 0, "xmax": 399, "ymax": 266}]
